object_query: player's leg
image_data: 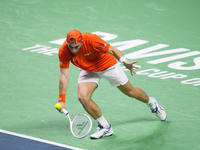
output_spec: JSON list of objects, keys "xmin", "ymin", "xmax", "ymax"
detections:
[
  {"xmin": 101, "ymin": 63, "xmax": 166, "ymax": 121},
  {"xmin": 117, "ymin": 81, "xmax": 167, "ymax": 121},
  {"xmin": 117, "ymin": 80, "xmax": 149, "ymax": 103},
  {"xmin": 77, "ymin": 70, "xmax": 107, "ymax": 122},
  {"xmin": 78, "ymin": 70, "xmax": 113, "ymax": 139},
  {"xmin": 77, "ymin": 82, "xmax": 113, "ymax": 139},
  {"xmin": 77, "ymin": 82, "xmax": 101, "ymax": 119}
]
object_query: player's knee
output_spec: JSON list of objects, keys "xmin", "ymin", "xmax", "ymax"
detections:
[
  {"xmin": 78, "ymin": 94, "xmax": 90, "ymax": 104},
  {"xmin": 126, "ymin": 90, "xmax": 137, "ymax": 98}
]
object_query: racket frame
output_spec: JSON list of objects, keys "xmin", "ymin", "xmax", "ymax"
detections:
[{"xmin": 62, "ymin": 109, "xmax": 92, "ymax": 139}]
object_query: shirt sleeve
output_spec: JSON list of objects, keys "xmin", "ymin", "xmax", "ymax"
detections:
[
  {"xmin": 58, "ymin": 48, "xmax": 70, "ymax": 69},
  {"xmin": 93, "ymin": 35, "xmax": 110, "ymax": 53}
]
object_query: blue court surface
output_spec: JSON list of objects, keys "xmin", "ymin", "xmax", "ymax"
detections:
[{"xmin": 0, "ymin": 130, "xmax": 83, "ymax": 150}]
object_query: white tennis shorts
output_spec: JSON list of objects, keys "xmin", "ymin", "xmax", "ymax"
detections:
[{"xmin": 78, "ymin": 63, "xmax": 128, "ymax": 86}]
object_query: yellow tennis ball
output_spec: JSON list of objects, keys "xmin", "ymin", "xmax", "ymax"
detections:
[{"xmin": 55, "ymin": 103, "xmax": 62, "ymax": 110}]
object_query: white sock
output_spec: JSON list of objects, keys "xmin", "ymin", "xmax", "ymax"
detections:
[
  {"xmin": 96, "ymin": 116, "xmax": 110, "ymax": 128},
  {"xmin": 146, "ymin": 97, "xmax": 156, "ymax": 110}
]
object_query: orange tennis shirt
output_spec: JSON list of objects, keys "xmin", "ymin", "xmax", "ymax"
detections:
[{"xmin": 58, "ymin": 33, "xmax": 117, "ymax": 71}]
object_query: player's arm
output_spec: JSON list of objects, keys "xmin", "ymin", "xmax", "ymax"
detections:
[
  {"xmin": 58, "ymin": 68, "xmax": 69, "ymax": 113},
  {"xmin": 107, "ymin": 46, "xmax": 139, "ymax": 75}
]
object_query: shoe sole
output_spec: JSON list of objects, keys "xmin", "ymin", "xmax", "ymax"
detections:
[
  {"xmin": 157, "ymin": 105, "xmax": 167, "ymax": 121},
  {"xmin": 161, "ymin": 117, "xmax": 167, "ymax": 121},
  {"xmin": 90, "ymin": 132, "xmax": 113, "ymax": 139},
  {"xmin": 90, "ymin": 133, "xmax": 113, "ymax": 139}
]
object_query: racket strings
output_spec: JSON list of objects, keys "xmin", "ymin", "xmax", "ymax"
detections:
[{"xmin": 71, "ymin": 115, "xmax": 92, "ymax": 138}]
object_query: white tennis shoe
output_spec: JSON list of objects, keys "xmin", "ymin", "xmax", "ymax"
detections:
[
  {"xmin": 90, "ymin": 124, "xmax": 113, "ymax": 139},
  {"xmin": 149, "ymin": 97, "xmax": 167, "ymax": 121}
]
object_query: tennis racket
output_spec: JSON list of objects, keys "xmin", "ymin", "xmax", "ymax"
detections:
[{"xmin": 55, "ymin": 103, "xmax": 92, "ymax": 139}]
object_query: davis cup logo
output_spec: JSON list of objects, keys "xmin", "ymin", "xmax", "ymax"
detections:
[{"xmin": 22, "ymin": 31, "xmax": 200, "ymax": 87}]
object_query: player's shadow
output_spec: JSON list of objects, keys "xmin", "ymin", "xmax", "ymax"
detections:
[
  {"xmin": 107, "ymin": 120, "xmax": 171, "ymax": 150},
  {"xmin": 111, "ymin": 117, "xmax": 159, "ymax": 126}
]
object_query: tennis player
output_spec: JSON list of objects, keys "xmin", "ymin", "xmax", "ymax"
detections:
[{"xmin": 57, "ymin": 30, "xmax": 167, "ymax": 139}]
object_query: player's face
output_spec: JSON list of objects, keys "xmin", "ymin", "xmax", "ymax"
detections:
[{"xmin": 68, "ymin": 42, "xmax": 82, "ymax": 54}]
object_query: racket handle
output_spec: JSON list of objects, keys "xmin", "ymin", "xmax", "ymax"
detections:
[{"xmin": 62, "ymin": 109, "xmax": 69, "ymax": 115}]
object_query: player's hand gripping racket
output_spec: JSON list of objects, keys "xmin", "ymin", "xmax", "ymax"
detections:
[{"xmin": 55, "ymin": 103, "xmax": 92, "ymax": 139}]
